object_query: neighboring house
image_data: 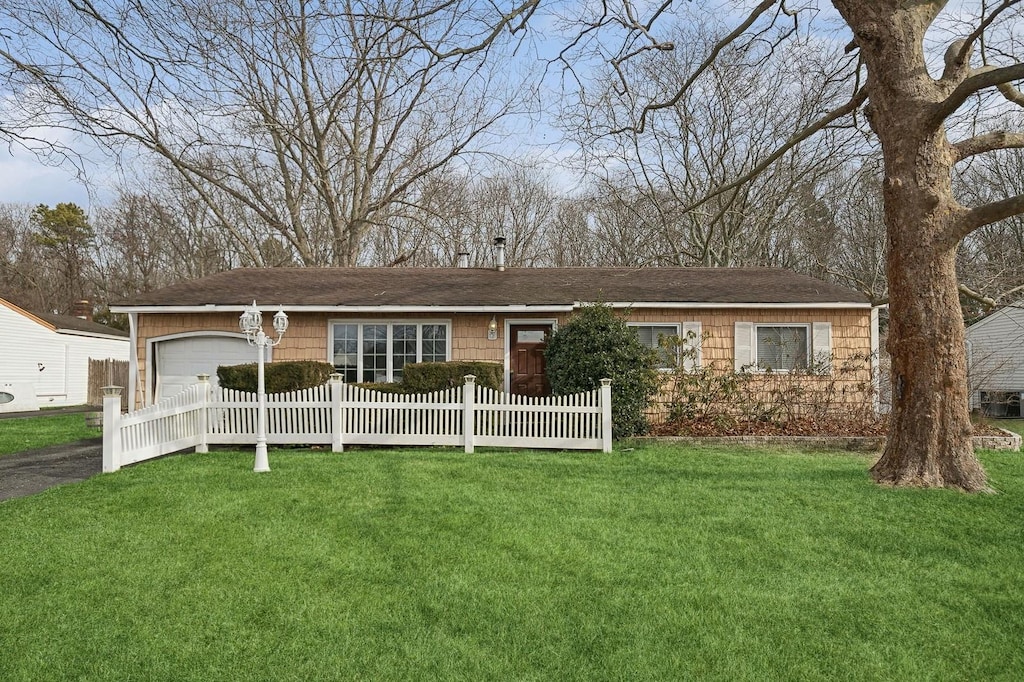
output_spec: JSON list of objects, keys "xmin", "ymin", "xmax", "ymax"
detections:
[
  {"xmin": 966, "ymin": 304, "xmax": 1024, "ymax": 416},
  {"xmin": 0, "ymin": 298, "xmax": 131, "ymax": 412},
  {"xmin": 111, "ymin": 266, "xmax": 877, "ymax": 410}
]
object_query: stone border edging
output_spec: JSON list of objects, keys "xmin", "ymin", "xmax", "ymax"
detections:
[{"xmin": 634, "ymin": 428, "xmax": 1021, "ymax": 452}]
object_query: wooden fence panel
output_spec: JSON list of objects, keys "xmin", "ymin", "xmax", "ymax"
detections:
[{"xmin": 88, "ymin": 358, "xmax": 128, "ymax": 409}]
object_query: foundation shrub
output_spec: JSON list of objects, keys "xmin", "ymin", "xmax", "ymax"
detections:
[
  {"xmin": 217, "ymin": 361, "xmax": 336, "ymax": 394},
  {"xmin": 400, "ymin": 361, "xmax": 503, "ymax": 392},
  {"xmin": 545, "ymin": 304, "xmax": 659, "ymax": 437},
  {"xmin": 655, "ymin": 336, "xmax": 883, "ymax": 436}
]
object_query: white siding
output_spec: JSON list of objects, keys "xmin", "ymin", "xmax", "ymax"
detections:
[
  {"xmin": 965, "ymin": 306, "xmax": 1024, "ymax": 408},
  {"xmin": 0, "ymin": 302, "xmax": 130, "ymax": 407}
]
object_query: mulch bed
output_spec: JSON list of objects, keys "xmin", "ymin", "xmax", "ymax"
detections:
[{"xmin": 650, "ymin": 417, "xmax": 1006, "ymax": 438}]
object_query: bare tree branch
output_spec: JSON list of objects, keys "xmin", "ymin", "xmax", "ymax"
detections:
[
  {"xmin": 953, "ymin": 130, "xmax": 1024, "ymax": 162},
  {"xmin": 957, "ymin": 282, "xmax": 997, "ymax": 309},
  {"xmin": 612, "ymin": 0, "xmax": 781, "ymax": 135},
  {"xmin": 958, "ymin": 192, "xmax": 1024, "ymax": 239},
  {"xmin": 677, "ymin": 86, "xmax": 867, "ymax": 217},
  {"xmin": 935, "ymin": 62, "xmax": 1024, "ymax": 123},
  {"xmin": 944, "ymin": 1, "xmax": 1024, "ymax": 79}
]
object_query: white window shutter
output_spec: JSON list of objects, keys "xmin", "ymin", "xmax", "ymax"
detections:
[
  {"xmin": 682, "ymin": 321, "xmax": 702, "ymax": 371},
  {"xmin": 812, "ymin": 321, "xmax": 832, "ymax": 371},
  {"xmin": 734, "ymin": 322, "xmax": 754, "ymax": 371}
]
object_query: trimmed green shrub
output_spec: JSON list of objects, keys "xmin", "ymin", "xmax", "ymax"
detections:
[
  {"xmin": 217, "ymin": 360, "xmax": 336, "ymax": 394},
  {"xmin": 545, "ymin": 304, "xmax": 659, "ymax": 437},
  {"xmin": 401, "ymin": 361, "xmax": 503, "ymax": 393}
]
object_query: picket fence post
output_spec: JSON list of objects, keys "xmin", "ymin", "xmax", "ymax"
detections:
[
  {"xmin": 463, "ymin": 375, "xmax": 476, "ymax": 453},
  {"xmin": 195, "ymin": 374, "xmax": 211, "ymax": 453},
  {"xmin": 330, "ymin": 373, "xmax": 344, "ymax": 453},
  {"xmin": 600, "ymin": 378, "xmax": 613, "ymax": 453},
  {"xmin": 102, "ymin": 385, "xmax": 123, "ymax": 473}
]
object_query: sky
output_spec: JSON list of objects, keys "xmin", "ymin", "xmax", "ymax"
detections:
[
  {"xmin": 0, "ymin": 146, "xmax": 95, "ymax": 207},
  {"xmin": 0, "ymin": 0, "xmax": 1001, "ymax": 212}
]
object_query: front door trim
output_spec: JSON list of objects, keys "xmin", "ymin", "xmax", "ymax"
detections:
[{"xmin": 503, "ymin": 318, "xmax": 558, "ymax": 393}]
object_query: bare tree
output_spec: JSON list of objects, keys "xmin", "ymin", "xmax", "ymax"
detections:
[
  {"xmin": 0, "ymin": 202, "xmax": 52, "ymax": 311},
  {"xmin": 563, "ymin": 5, "xmax": 864, "ymax": 269},
  {"xmin": 544, "ymin": 198, "xmax": 603, "ymax": 267},
  {"xmin": 956, "ymin": 137, "xmax": 1024, "ymax": 315},
  {"xmin": 369, "ymin": 163, "xmax": 560, "ymax": 267},
  {"xmin": 0, "ymin": 0, "xmax": 536, "ymax": 266},
  {"xmin": 796, "ymin": 159, "xmax": 889, "ymax": 303}
]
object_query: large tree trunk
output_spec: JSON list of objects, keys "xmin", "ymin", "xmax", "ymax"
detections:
[
  {"xmin": 873, "ymin": 167, "xmax": 987, "ymax": 490},
  {"xmin": 834, "ymin": 1, "xmax": 989, "ymax": 491}
]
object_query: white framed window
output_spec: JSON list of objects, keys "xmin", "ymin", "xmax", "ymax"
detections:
[
  {"xmin": 734, "ymin": 321, "xmax": 831, "ymax": 373},
  {"xmin": 329, "ymin": 320, "xmax": 450, "ymax": 383},
  {"xmin": 630, "ymin": 323, "xmax": 681, "ymax": 369},
  {"xmin": 756, "ymin": 325, "xmax": 809, "ymax": 371},
  {"xmin": 629, "ymin": 321, "xmax": 702, "ymax": 370}
]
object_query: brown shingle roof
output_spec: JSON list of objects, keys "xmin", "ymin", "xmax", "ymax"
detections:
[
  {"xmin": 118, "ymin": 267, "xmax": 868, "ymax": 308},
  {"xmin": 34, "ymin": 312, "xmax": 130, "ymax": 338}
]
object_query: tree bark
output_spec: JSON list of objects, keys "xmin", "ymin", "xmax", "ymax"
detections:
[
  {"xmin": 876, "ymin": 170, "xmax": 988, "ymax": 490},
  {"xmin": 833, "ymin": 1, "xmax": 990, "ymax": 491}
]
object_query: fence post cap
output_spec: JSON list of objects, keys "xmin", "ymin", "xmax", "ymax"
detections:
[
  {"xmin": 600, "ymin": 378, "xmax": 612, "ymax": 386},
  {"xmin": 197, "ymin": 373, "xmax": 210, "ymax": 382},
  {"xmin": 329, "ymin": 372, "xmax": 344, "ymax": 383},
  {"xmin": 102, "ymin": 385, "xmax": 123, "ymax": 396},
  {"xmin": 464, "ymin": 374, "xmax": 477, "ymax": 384}
]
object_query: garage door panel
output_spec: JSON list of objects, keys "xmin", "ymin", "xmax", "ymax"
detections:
[{"xmin": 156, "ymin": 336, "xmax": 255, "ymax": 401}]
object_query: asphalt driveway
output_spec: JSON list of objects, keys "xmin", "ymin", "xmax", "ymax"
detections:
[{"xmin": 0, "ymin": 438, "xmax": 103, "ymax": 502}]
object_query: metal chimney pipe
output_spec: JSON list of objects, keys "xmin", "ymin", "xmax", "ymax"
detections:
[
  {"xmin": 457, "ymin": 251, "xmax": 470, "ymax": 268},
  {"xmin": 494, "ymin": 236, "xmax": 506, "ymax": 272}
]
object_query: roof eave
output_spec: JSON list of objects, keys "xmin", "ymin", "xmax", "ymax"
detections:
[
  {"xmin": 53, "ymin": 327, "xmax": 130, "ymax": 340},
  {"xmin": 111, "ymin": 301, "xmax": 870, "ymax": 314}
]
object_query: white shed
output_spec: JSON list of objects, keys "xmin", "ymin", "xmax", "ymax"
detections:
[
  {"xmin": 965, "ymin": 303, "xmax": 1024, "ymax": 417},
  {"xmin": 0, "ymin": 298, "xmax": 131, "ymax": 412}
]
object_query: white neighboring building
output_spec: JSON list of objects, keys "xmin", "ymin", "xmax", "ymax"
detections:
[
  {"xmin": 0, "ymin": 297, "xmax": 130, "ymax": 412},
  {"xmin": 966, "ymin": 303, "xmax": 1024, "ymax": 417}
]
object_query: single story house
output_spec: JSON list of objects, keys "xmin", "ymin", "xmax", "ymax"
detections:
[
  {"xmin": 966, "ymin": 304, "xmax": 1024, "ymax": 416},
  {"xmin": 0, "ymin": 297, "xmax": 130, "ymax": 411},
  {"xmin": 111, "ymin": 266, "xmax": 877, "ymax": 410}
]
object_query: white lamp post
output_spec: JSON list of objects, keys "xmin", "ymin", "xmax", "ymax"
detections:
[{"xmin": 239, "ymin": 300, "xmax": 289, "ymax": 472}]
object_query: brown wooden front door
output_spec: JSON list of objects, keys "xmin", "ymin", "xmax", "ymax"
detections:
[{"xmin": 510, "ymin": 324, "xmax": 552, "ymax": 397}]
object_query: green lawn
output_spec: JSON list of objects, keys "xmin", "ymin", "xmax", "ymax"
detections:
[
  {"xmin": 1, "ymin": 445, "xmax": 1023, "ymax": 681},
  {"xmin": 0, "ymin": 413, "xmax": 100, "ymax": 456},
  {"xmin": 991, "ymin": 419, "xmax": 1024, "ymax": 437}
]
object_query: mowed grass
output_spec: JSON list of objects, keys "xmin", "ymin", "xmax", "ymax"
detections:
[
  {"xmin": 0, "ymin": 413, "xmax": 100, "ymax": 456},
  {"xmin": 992, "ymin": 419, "xmax": 1024, "ymax": 437},
  {"xmin": 1, "ymin": 445, "xmax": 1023, "ymax": 681}
]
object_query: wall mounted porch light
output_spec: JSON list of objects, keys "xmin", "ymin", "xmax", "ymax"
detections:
[{"xmin": 488, "ymin": 316, "xmax": 498, "ymax": 341}]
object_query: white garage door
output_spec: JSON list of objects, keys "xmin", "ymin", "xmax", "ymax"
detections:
[{"xmin": 155, "ymin": 336, "xmax": 256, "ymax": 401}]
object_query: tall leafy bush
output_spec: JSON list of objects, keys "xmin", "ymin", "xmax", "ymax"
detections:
[{"xmin": 545, "ymin": 304, "xmax": 659, "ymax": 437}]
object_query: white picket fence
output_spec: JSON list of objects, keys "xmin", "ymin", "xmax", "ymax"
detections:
[{"xmin": 101, "ymin": 375, "xmax": 613, "ymax": 472}]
